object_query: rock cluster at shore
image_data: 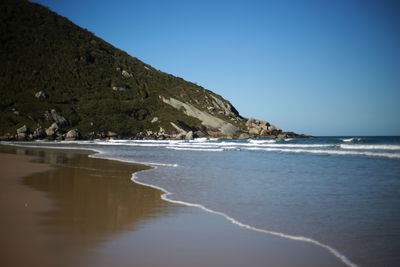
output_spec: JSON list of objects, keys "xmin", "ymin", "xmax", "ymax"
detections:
[{"xmin": 1, "ymin": 116, "xmax": 311, "ymax": 141}]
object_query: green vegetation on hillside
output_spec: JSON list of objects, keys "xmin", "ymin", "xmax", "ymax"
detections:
[{"xmin": 0, "ymin": 0, "xmax": 241, "ymax": 138}]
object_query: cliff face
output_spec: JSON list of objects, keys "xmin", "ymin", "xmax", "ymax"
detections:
[{"xmin": 0, "ymin": 0, "xmax": 308, "ymax": 140}]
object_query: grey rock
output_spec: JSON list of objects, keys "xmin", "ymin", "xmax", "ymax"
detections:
[
  {"xmin": 17, "ymin": 125, "xmax": 28, "ymax": 134},
  {"xmin": 112, "ymin": 85, "xmax": 128, "ymax": 91},
  {"xmin": 259, "ymin": 120, "xmax": 268, "ymax": 126},
  {"xmin": 260, "ymin": 129, "xmax": 271, "ymax": 136},
  {"xmin": 33, "ymin": 127, "xmax": 46, "ymax": 138},
  {"xmin": 46, "ymin": 123, "xmax": 59, "ymax": 136},
  {"xmin": 65, "ymin": 129, "xmax": 80, "ymax": 140},
  {"xmin": 277, "ymin": 133, "xmax": 287, "ymax": 138},
  {"xmin": 50, "ymin": 109, "xmax": 68, "ymax": 127},
  {"xmin": 17, "ymin": 133, "xmax": 27, "ymax": 140},
  {"xmin": 239, "ymin": 133, "xmax": 250, "ymax": 139},
  {"xmin": 176, "ymin": 133, "xmax": 186, "ymax": 139},
  {"xmin": 157, "ymin": 135, "xmax": 166, "ymax": 140},
  {"xmin": 170, "ymin": 122, "xmax": 187, "ymax": 135},
  {"xmin": 185, "ymin": 131, "xmax": 194, "ymax": 139},
  {"xmin": 34, "ymin": 91, "xmax": 47, "ymax": 99},
  {"xmin": 268, "ymin": 125, "xmax": 281, "ymax": 132},
  {"xmin": 195, "ymin": 131, "xmax": 206, "ymax": 138},
  {"xmin": 220, "ymin": 123, "xmax": 238, "ymax": 137},
  {"xmin": 162, "ymin": 96, "xmax": 236, "ymax": 133},
  {"xmin": 121, "ymin": 70, "xmax": 133, "ymax": 78},
  {"xmin": 246, "ymin": 118, "xmax": 255, "ymax": 126},
  {"xmin": 210, "ymin": 95, "xmax": 234, "ymax": 116},
  {"xmin": 105, "ymin": 131, "xmax": 117, "ymax": 137},
  {"xmin": 248, "ymin": 127, "xmax": 260, "ymax": 135}
]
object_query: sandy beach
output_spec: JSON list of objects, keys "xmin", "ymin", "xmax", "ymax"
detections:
[{"xmin": 0, "ymin": 145, "xmax": 345, "ymax": 267}]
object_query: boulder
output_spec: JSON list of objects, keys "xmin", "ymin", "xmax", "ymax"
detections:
[
  {"xmin": 17, "ymin": 133, "xmax": 27, "ymax": 140},
  {"xmin": 245, "ymin": 118, "xmax": 255, "ymax": 126},
  {"xmin": 17, "ymin": 125, "xmax": 28, "ymax": 134},
  {"xmin": 185, "ymin": 131, "xmax": 193, "ymax": 139},
  {"xmin": 260, "ymin": 129, "xmax": 271, "ymax": 136},
  {"xmin": 238, "ymin": 133, "xmax": 250, "ymax": 139},
  {"xmin": 170, "ymin": 122, "xmax": 187, "ymax": 135},
  {"xmin": 176, "ymin": 133, "xmax": 186, "ymax": 139},
  {"xmin": 268, "ymin": 125, "xmax": 281, "ymax": 132},
  {"xmin": 50, "ymin": 109, "xmax": 68, "ymax": 127},
  {"xmin": 248, "ymin": 127, "xmax": 260, "ymax": 135},
  {"xmin": 16, "ymin": 126, "xmax": 29, "ymax": 140},
  {"xmin": 195, "ymin": 130, "xmax": 206, "ymax": 138},
  {"xmin": 112, "ymin": 86, "xmax": 128, "ymax": 91},
  {"xmin": 34, "ymin": 91, "xmax": 46, "ymax": 99},
  {"xmin": 105, "ymin": 131, "xmax": 117, "ymax": 138},
  {"xmin": 157, "ymin": 135, "xmax": 166, "ymax": 140},
  {"xmin": 45, "ymin": 123, "xmax": 59, "ymax": 136},
  {"xmin": 277, "ymin": 133, "xmax": 287, "ymax": 138},
  {"xmin": 220, "ymin": 123, "xmax": 238, "ymax": 137},
  {"xmin": 33, "ymin": 127, "xmax": 46, "ymax": 139},
  {"xmin": 121, "ymin": 70, "xmax": 133, "ymax": 78},
  {"xmin": 65, "ymin": 129, "xmax": 80, "ymax": 140}
]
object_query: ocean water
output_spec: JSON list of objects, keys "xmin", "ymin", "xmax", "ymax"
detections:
[{"xmin": 6, "ymin": 136, "xmax": 400, "ymax": 266}]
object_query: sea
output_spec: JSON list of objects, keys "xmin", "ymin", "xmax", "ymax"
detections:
[{"xmin": 6, "ymin": 136, "xmax": 400, "ymax": 266}]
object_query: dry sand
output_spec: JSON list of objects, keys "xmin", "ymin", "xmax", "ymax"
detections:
[{"xmin": 0, "ymin": 145, "xmax": 345, "ymax": 267}]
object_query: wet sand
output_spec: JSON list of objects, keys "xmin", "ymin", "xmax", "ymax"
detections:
[{"xmin": 0, "ymin": 145, "xmax": 346, "ymax": 267}]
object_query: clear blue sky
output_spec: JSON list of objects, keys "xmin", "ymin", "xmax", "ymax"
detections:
[{"xmin": 32, "ymin": 0, "xmax": 400, "ymax": 136}]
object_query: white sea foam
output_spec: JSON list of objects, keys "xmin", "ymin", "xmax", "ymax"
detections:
[
  {"xmin": 248, "ymin": 139, "xmax": 276, "ymax": 144},
  {"xmin": 245, "ymin": 147, "xmax": 400, "ymax": 159},
  {"xmin": 191, "ymin": 137, "xmax": 208, "ymax": 142},
  {"xmin": 166, "ymin": 146, "xmax": 224, "ymax": 152},
  {"xmin": 131, "ymin": 171, "xmax": 357, "ymax": 267},
  {"xmin": 340, "ymin": 144, "xmax": 400, "ymax": 150},
  {"xmin": 91, "ymin": 154, "xmax": 179, "ymax": 167},
  {"xmin": 341, "ymin": 138, "xmax": 366, "ymax": 143},
  {"xmin": 342, "ymin": 138, "xmax": 354, "ymax": 142},
  {"xmin": 170, "ymin": 142, "xmax": 333, "ymax": 149}
]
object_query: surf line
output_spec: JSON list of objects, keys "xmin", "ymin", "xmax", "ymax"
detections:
[{"xmin": 131, "ymin": 170, "xmax": 357, "ymax": 267}]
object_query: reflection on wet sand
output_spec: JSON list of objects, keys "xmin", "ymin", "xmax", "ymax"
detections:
[{"xmin": 7, "ymin": 147, "xmax": 177, "ymax": 266}]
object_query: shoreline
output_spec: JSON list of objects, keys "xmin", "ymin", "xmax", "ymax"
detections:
[{"xmin": 0, "ymin": 144, "xmax": 347, "ymax": 266}]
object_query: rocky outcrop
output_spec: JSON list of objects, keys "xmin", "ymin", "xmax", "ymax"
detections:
[
  {"xmin": 33, "ymin": 127, "xmax": 46, "ymax": 139},
  {"xmin": 121, "ymin": 70, "xmax": 133, "ymax": 78},
  {"xmin": 244, "ymin": 118, "xmax": 282, "ymax": 137},
  {"xmin": 209, "ymin": 95, "xmax": 235, "ymax": 117},
  {"xmin": 16, "ymin": 125, "xmax": 28, "ymax": 140},
  {"xmin": 65, "ymin": 129, "xmax": 80, "ymax": 140},
  {"xmin": 185, "ymin": 131, "xmax": 194, "ymax": 139},
  {"xmin": 44, "ymin": 109, "xmax": 68, "ymax": 128},
  {"xmin": 161, "ymin": 96, "xmax": 239, "ymax": 137},
  {"xmin": 34, "ymin": 91, "xmax": 47, "ymax": 99},
  {"xmin": 238, "ymin": 133, "xmax": 250, "ymax": 139},
  {"xmin": 45, "ymin": 123, "xmax": 59, "ymax": 137},
  {"xmin": 105, "ymin": 131, "xmax": 118, "ymax": 138}
]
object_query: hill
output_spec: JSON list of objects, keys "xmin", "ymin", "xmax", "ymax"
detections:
[{"xmin": 0, "ymin": 0, "xmax": 309, "ymax": 140}]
